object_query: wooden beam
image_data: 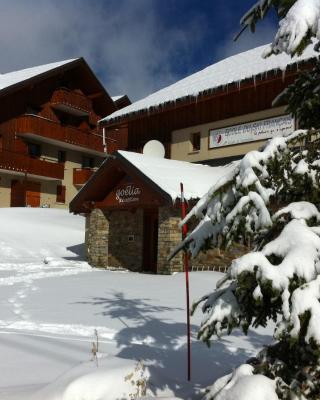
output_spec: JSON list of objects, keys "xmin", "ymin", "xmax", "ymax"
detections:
[{"xmin": 88, "ymin": 92, "xmax": 104, "ymax": 100}]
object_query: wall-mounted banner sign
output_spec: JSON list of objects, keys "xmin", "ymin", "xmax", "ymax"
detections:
[
  {"xmin": 209, "ymin": 115, "xmax": 295, "ymax": 148},
  {"xmin": 115, "ymin": 184, "xmax": 141, "ymax": 204}
]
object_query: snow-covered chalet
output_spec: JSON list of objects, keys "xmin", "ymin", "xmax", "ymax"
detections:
[
  {"xmin": 70, "ymin": 151, "xmax": 240, "ymax": 273},
  {"xmin": 0, "ymin": 59, "xmax": 129, "ymax": 208},
  {"xmin": 70, "ymin": 43, "xmax": 319, "ymax": 274},
  {"xmin": 100, "ymin": 43, "xmax": 318, "ymax": 165}
]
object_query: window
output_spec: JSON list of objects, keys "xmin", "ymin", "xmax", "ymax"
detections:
[
  {"xmin": 58, "ymin": 150, "xmax": 66, "ymax": 164},
  {"xmin": 82, "ymin": 156, "xmax": 94, "ymax": 169},
  {"xmin": 56, "ymin": 185, "xmax": 66, "ymax": 203},
  {"xmin": 27, "ymin": 143, "xmax": 41, "ymax": 158},
  {"xmin": 26, "ymin": 105, "xmax": 41, "ymax": 115},
  {"xmin": 190, "ymin": 132, "xmax": 201, "ymax": 152}
]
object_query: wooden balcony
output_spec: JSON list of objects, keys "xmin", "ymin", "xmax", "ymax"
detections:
[
  {"xmin": 51, "ymin": 88, "xmax": 92, "ymax": 116},
  {"xmin": 73, "ymin": 168, "xmax": 95, "ymax": 185},
  {"xmin": 0, "ymin": 150, "xmax": 64, "ymax": 180},
  {"xmin": 16, "ymin": 115, "xmax": 105, "ymax": 154}
]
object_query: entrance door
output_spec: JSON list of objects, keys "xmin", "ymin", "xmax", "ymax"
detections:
[
  {"xmin": 10, "ymin": 180, "xmax": 26, "ymax": 207},
  {"xmin": 142, "ymin": 209, "xmax": 158, "ymax": 273},
  {"xmin": 26, "ymin": 181, "xmax": 41, "ymax": 207},
  {"xmin": 10, "ymin": 180, "xmax": 41, "ymax": 207}
]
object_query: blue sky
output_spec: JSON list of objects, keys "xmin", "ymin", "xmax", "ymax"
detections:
[{"xmin": 0, "ymin": 0, "xmax": 278, "ymax": 101}]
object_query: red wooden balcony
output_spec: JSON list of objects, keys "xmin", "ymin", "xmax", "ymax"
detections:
[
  {"xmin": 73, "ymin": 168, "xmax": 95, "ymax": 185},
  {"xmin": 15, "ymin": 115, "xmax": 104, "ymax": 153},
  {"xmin": 0, "ymin": 150, "xmax": 64, "ymax": 180},
  {"xmin": 51, "ymin": 88, "xmax": 92, "ymax": 116}
]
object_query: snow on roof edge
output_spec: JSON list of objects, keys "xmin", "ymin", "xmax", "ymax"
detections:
[
  {"xmin": 112, "ymin": 95, "xmax": 126, "ymax": 102},
  {"xmin": 101, "ymin": 43, "xmax": 319, "ymax": 124},
  {"xmin": 0, "ymin": 58, "xmax": 80, "ymax": 93},
  {"xmin": 118, "ymin": 150, "xmax": 238, "ymax": 202}
]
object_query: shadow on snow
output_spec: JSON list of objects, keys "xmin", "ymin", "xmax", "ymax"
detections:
[{"xmin": 76, "ymin": 290, "xmax": 272, "ymax": 398}]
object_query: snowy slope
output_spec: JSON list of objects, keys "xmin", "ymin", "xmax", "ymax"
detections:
[
  {"xmin": 0, "ymin": 208, "xmax": 274, "ymax": 399},
  {"xmin": 102, "ymin": 43, "xmax": 318, "ymax": 123},
  {"xmin": 0, "ymin": 208, "xmax": 85, "ymax": 263}
]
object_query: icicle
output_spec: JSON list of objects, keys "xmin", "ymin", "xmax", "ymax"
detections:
[{"xmin": 282, "ymin": 68, "xmax": 287, "ymax": 82}]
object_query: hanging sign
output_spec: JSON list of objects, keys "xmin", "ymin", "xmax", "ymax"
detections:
[
  {"xmin": 115, "ymin": 184, "xmax": 141, "ymax": 204},
  {"xmin": 209, "ymin": 115, "xmax": 295, "ymax": 148}
]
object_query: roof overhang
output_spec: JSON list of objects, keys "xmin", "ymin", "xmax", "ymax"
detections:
[{"xmin": 100, "ymin": 58, "xmax": 317, "ymax": 127}]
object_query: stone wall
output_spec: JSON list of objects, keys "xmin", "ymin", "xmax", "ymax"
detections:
[
  {"xmin": 86, "ymin": 208, "xmax": 109, "ymax": 268},
  {"xmin": 86, "ymin": 208, "xmax": 143, "ymax": 271},
  {"xmin": 157, "ymin": 207, "xmax": 184, "ymax": 274},
  {"xmin": 107, "ymin": 209, "xmax": 143, "ymax": 271},
  {"xmin": 187, "ymin": 215, "xmax": 248, "ymax": 272},
  {"xmin": 192, "ymin": 244, "xmax": 248, "ymax": 272},
  {"xmin": 85, "ymin": 206, "xmax": 248, "ymax": 274}
]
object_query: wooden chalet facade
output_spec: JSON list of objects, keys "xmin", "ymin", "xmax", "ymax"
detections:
[
  {"xmin": 100, "ymin": 45, "xmax": 318, "ymax": 165},
  {"xmin": 0, "ymin": 58, "xmax": 129, "ymax": 208}
]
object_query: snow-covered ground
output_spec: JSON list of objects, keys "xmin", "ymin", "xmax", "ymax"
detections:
[{"xmin": 0, "ymin": 208, "xmax": 273, "ymax": 399}]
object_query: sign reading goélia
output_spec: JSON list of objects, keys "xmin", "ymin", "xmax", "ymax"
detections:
[
  {"xmin": 209, "ymin": 115, "xmax": 295, "ymax": 148},
  {"xmin": 115, "ymin": 184, "xmax": 141, "ymax": 204}
]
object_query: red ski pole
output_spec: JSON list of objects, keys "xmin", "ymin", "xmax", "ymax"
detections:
[{"xmin": 180, "ymin": 182, "xmax": 191, "ymax": 381}]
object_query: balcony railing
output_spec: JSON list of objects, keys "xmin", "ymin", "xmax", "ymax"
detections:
[
  {"xmin": 16, "ymin": 115, "xmax": 104, "ymax": 153},
  {"xmin": 0, "ymin": 150, "xmax": 64, "ymax": 180},
  {"xmin": 51, "ymin": 88, "xmax": 92, "ymax": 114},
  {"xmin": 73, "ymin": 168, "xmax": 95, "ymax": 185}
]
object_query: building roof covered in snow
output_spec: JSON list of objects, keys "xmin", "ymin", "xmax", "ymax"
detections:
[
  {"xmin": 0, "ymin": 57, "xmax": 116, "ymax": 117},
  {"xmin": 118, "ymin": 150, "xmax": 236, "ymax": 201},
  {"xmin": 111, "ymin": 94, "xmax": 131, "ymax": 110},
  {"xmin": 111, "ymin": 95, "xmax": 125, "ymax": 102},
  {"xmin": 0, "ymin": 59, "xmax": 77, "ymax": 93},
  {"xmin": 101, "ymin": 43, "xmax": 319, "ymax": 124},
  {"xmin": 70, "ymin": 150, "xmax": 237, "ymax": 213}
]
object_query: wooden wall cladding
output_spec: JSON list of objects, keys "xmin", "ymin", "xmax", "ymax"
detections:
[{"xmin": 125, "ymin": 75, "xmax": 296, "ymax": 152}]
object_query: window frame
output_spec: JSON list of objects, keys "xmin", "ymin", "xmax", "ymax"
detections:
[
  {"xmin": 56, "ymin": 184, "xmax": 66, "ymax": 203},
  {"xmin": 58, "ymin": 150, "xmax": 66, "ymax": 164},
  {"xmin": 189, "ymin": 132, "xmax": 201, "ymax": 153}
]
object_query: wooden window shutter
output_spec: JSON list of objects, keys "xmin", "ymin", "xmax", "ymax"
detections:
[{"xmin": 56, "ymin": 185, "xmax": 66, "ymax": 203}]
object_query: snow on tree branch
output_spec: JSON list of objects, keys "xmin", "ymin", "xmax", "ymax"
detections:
[
  {"xmin": 182, "ymin": 129, "xmax": 320, "ymax": 347},
  {"xmin": 202, "ymin": 364, "xmax": 278, "ymax": 400},
  {"xmin": 175, "ymin": 129, "xmax": 316, "ymax": 259},
  {"xmin": 239, "ymin": 0, "xmax": 320, "ymax": 57},
  {"xmin": 264, "ymin": 0, "xmax": 320, "ymax": 57},
  {"xmin": 195, "ymin": 209, "xmax": 320, "ymax": 345}
]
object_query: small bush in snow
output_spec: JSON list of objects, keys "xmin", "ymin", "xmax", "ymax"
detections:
[{"xmin": 124, "ymin": 360, "xmax": 148, "ymax": 399}]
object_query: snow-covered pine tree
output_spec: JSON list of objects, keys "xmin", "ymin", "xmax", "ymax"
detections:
[
  {"xmin": 237, "ymin": 0, "xmax": 320, "ymax": 57},
  {"xmin": 178, "ymin": 128, "xmax": 320, "ymax": 399},
  {"xmin": 173, "ymin": 3, "xmax": 320, "ymax": 398},
  {"xmin": 274, "ymin": 58, "xmax": 320, "ymax": 129}
]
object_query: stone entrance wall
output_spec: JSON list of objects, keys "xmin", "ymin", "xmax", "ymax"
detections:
[
  {"xmin": 86, "ymin": 208, "xmax": 143, "ymax": 271},
  {"xmin": 157, "ymin": 207, "xmax": 183, "ymax": 274},
  {"xmin": 107, "ymin": 209, "xmax": 143, "ymax": 271},
  {"xmin": 86, "ymin": 208, "xmax": 109, "ymax": 268},
  {"xmin": 85, "ymin": 206, "xmax": 247, "ymax": 274}
]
